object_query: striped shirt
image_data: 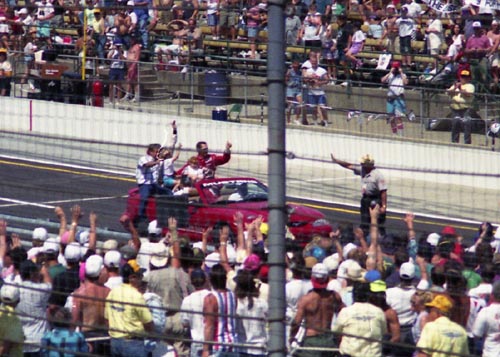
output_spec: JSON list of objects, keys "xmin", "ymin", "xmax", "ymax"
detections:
[{"xmin": 212, "ymin": 290, "xmax": 237, "ymax": 352}]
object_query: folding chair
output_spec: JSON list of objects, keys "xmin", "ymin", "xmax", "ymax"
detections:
[{"xmin": 228, "ymin": 103, "xmax": 242, "ymax": 122}]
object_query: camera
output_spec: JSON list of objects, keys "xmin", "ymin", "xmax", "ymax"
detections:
[{"xmin": 370, "ymin": 200, "xmax": 378, "ymax": 208}]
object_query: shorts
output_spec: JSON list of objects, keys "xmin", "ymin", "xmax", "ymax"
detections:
[
  {"xmin": 109, "ymin": 68, "xmax": 125, "ymax": 81},
  {"xmin": 386, "ymin": 96, "xmax": 406, "ymax": 116},
  {"xmin": 286, "ymin": 88, "xmax": 302, "ymax": 99},
  {"xmin": 247, "ymin": 27, "xmax": 259, "ymax": 39},
  {"xmin": 219, "ymin": 10, "xmax": 238, "ymax": 27},
  {"xmin": 322, "ymin": 49, "xmax": 337, "ymax": 60},
  {"xmin": 335, "ymin": 47, "xmax": 347, "ymax": 63},
  {"xmin": 490, "ymin": 53, "xmax": 499, "ymax": 68},
  {"xmin": 207, "ymin": 13, "xmax": 218, "ymax": 27},
  {"xmin": 349, "ymin": 42, "xmax": 363, "ymax": 55},
  {"xmin": 307, "ymin": 93, "xmax": 327, "ymax": 106},
  {"xmin": 399, "ymin": 35, "xmax": 412, "ymax": 55}
]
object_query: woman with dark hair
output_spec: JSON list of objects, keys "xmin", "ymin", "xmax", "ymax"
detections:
[{"xmin": 234, "ymin": 269, "xmax": 268, "ymax": 356}]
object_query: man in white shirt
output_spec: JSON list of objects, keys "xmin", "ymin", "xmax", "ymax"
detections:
[
  {"xmin": 303, "ymin": 54, "xmax": 330, "ymax": 126},
  {"xmin": 396, "ymin": 7, "xmax": 415, "ymax": 67},
  {"xmin": 472, "ymin": 281, "xmax": 500, "ymax": 357}
]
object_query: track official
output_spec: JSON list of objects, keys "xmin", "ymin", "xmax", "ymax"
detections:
[{"xmin": 331, "ymin": 153, "xmax": 388, "ymax": 234}]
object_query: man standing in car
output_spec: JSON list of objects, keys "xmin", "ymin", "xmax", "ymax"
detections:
[
  {"xmin": 177, "ymin": 140, "xmax": 232, "ymax": 178},
  {"xmin": 330, "ymin": 153, "xmax": 387, "ymax": 235}
]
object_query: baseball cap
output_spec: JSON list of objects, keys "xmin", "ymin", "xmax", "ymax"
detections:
[
  {"xmin": 94, "ymin": 8, "xmax": 101, "ymax": 13},
  {"xmin": 32, "ymin": 227, "xmax": 48, "ymax": 241},
  {"xmin": 364, "ymin": 269, "xmax": 382, "ymax": 282},
  {"xmin": 386, "ymin": 4, "xmax": 395, "ymax": 9},
  {"xmin": 127, "ymin": 0, "xmax": 134, "ymax": 5},
  {"xmin": 492, "ymin": 20, "xmax": 499, "ymax": 25},
  {"xmin": 311, "ymin": 263, "xmax": 329, "ymax": 289},
  {"xmin": 0, "ymin": 48, "xmax": 7, "ymax": 54},
  {"xmin": 205, "ymin": 252, "xmax": 220, "ymax": 269},
  {"xmin": 441, "ymin": 226, "xmax": 457, "ymax": 236},
  {"xmin": 0, "ymin": 284, "xmax": 20, "ymax": 304},
  {"xmin": 370, "ymin": 279, "xmax": 387, "ymax": 292},
  {"xmin": 343, "ymin": 242, "xmax": 358, "ymax": 260},
  {"xmin": 64, "ymin": 242, "xmax": 82, "ymax": 262},
  {"xmin": 18, "ymin": 8, "xmax": 28, "ymax": 15},
  {"xmin": 426, "ymin": 233, "xmax": 441, "ymax": 247},
  {"xmin": 103, "ymin": 239, "xmax": 118, "ymax": 252},
  {"xmin": 323, "ymin": 253, "xmax": 340, "ymax": 272},
  {"xmin": 425, "ymin": 294, "xmax": 453, "ymax": 313},
  {"xmin": 60, "ymin": 231, "xmax": 70, "ymax": 245},
  {"xmin": 460, "ymin": 70, "xmax": 471, "ymax": 77},
  {"xmin": 191, "ymin": 268, "xmax": 206, "ymax": 286},
  {"xmin": 260, "ymin": 222, "xmax": 269, "ymax": 236},
  {"xmin": 120, "ymin": 245, "xmax": 138, "ymax": 260},
  {"xmin": 85, "ymin": 254, "xmax": 104, "ymax": 277},
  {"xmin": 113, "ymin": 39, "xmax": 123, "ymax": 46},
  {"xmin": 43, "ymin": 237, "xmax": 60, "ymax": 253},
  {"xmin": 391, "ymin": 61, "xmax": 401, "ymax": 69},
  {"xmin": 243, "ymin": 254, "xmax": 261, "ymax": 272},
  {"xmin": 360, "ymin": 154, "xmax": 375, "ymax": 165},
  {"xmin": 472, "ymin": 21, "xmax": 481, "ymax": 28},
  {"xmin": 76, "ymin": 230, "xmax": 90, "ymax": 246},
  {"xmin": 400, "ymin": 262, "xmax": 416, "ymax": 279},
  {"xmin": 150, "ymin": 244, "xmax": 169, "ymax": 268},
  {"xmin": 346, "ymin": 261, "xmax": 365, "ymax": 281},
  {"xmin": 148, "ymin": 220, "xmax": 162, "ymax": 236},
  {"xmin": 104, "ymin": 250, "xmax": 122, "ymax": 268}
]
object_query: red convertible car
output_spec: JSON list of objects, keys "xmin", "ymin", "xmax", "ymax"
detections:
[{"xmin": 125, "ymin": 177, "xmax": 332, "ymax": 245}]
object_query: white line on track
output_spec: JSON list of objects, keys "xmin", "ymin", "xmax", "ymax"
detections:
[{"xmin": 0, "ymin": 195, "xmax": 127, "ymax": 208}]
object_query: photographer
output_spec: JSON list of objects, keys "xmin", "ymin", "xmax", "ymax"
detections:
[
  {"xmin": 382, "ymin": 61, "xmax": 408, "ymax": 136},
  {"xmin": 447, "ymin": 69, "xmax": 475, "ymax": 144}
]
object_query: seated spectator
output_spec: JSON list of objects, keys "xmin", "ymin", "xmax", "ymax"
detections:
[
  {"xmin": 0, "ymin": 48, "xmax": 11, "ymax": 97},
  {"xmin": 344, "ymin": 21, "xmax": 365, "ymax": 69}
]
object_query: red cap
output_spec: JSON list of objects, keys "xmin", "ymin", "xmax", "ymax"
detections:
[
  {"xmin": 311, "ymin": 276, "xmax": 328, "ymax": 289},
  {"xmin": 441, "ymin": 226, "xmax": 457, "ymax": 236},
  {"xmin": 392, "ymin": 61, "xmax": 401, "ymax": 69}
]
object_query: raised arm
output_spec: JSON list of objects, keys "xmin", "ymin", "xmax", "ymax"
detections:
[
  {"xmin": 168, "ymin": 217, "xmax": 181, "ymax": 269},
  {"xmin": 219, "ymin": 225, "xmax": 232, "ymax": 273},
  {"xmin": 54, "ymin": 206, "xmax": 67, "ymax": 238},
  {"xmin": 68, "ymin": 205, "xmax": 82, "ymax": 243},
  {"xmin": 366, "ymin": 205, "xmax": 380, "ymax": 271},
  {"xmin": 330, "ymin": 153, "xmax": 355, "ymax": 171},
  {"xmin": 233, "ymin": 211, "xmax": 245, "ymax": 251},
  {"xmin": 88, "ymin": 211, "xmax": 97, "ymax": 252},
  {"xmin": 0, "ymin": 220, "xmax": 7, "ymax": 264}
]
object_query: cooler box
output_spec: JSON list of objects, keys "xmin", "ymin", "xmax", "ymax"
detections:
[{"xmin": 212, "ymin": 109, "xmax": 228, "ymax": 121}]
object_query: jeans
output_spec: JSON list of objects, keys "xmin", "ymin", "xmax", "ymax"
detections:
[
  {"xmin": 138, "ymin": 184, "xmax": 172, "ymax": 221},
  {"xmin": 451, "ymin": 108, "xmax": 472, "ymax": 144},
  {"xmin": 360, "ymin": 195, "xmax": 386, "ymax": 236},
  {"xmin": 111, "ymin": 338, "xmax": 147, "ymax": 357}
]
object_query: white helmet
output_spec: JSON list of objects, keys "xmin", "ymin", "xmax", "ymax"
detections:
[{"xmin": 488, "ymin": 122, "xmax": 500, "ymax": 137}]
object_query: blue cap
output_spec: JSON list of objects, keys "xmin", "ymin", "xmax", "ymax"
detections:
[{"xmin": 113, "ymin": 39, "xmax": 123, "ymax": 46}]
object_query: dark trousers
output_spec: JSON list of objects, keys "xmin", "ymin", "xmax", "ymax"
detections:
[
  {"xmin": 138, "ymin": 183, "xmax": 172, "ymax": 221},
  {"xmin": 451, "ymin": 108, "xmax": 472, "ymax": 144},
  {"xmin": 360, "ymin": 195, "xmax": 386, "ymax": 236}
]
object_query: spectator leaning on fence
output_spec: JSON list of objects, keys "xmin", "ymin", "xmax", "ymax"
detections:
[{"xmin": 446, "ymin": 69, "xmax": 475, "ymax": 145}]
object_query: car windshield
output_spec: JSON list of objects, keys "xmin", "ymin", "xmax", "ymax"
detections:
[{"xmin": 200, "ymin": 179, "xmax": 268, "ymax": 204}]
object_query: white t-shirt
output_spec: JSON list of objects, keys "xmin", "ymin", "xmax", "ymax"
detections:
[
  {"xmin": 236, "ymin": 296, "xmax": 268, "ymax": 355},
  {"xmin": 386, "ymin": 285, "xmax": 417, "ymax": 326},
  {"xmin": 396, "ymin": 17, "xmax": 415, "ymax": 37},
  {"xmin": 352, "ymin": 29, "xmax": 366, "ymax": 44},
  {"xmin": 181, "ymin": 289, "xmax": 211, "ymax": 346},
  {"xmin": 472, "ymin": 302, "xmax": 500, "ymax": 357},
  {"xmin": 305, "ymin": 66, "xmax": 328, "ymax": 96},
  {"xmin": 427, "ymin": 19, "xmax": 443, "ymax": 50}
]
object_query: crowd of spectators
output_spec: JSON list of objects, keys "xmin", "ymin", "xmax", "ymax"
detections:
[
  {"xmin": 0, "ymin": 1, "xmax": 497, "ymax": 89},
  {"xmin": 1, "ymin": 192, "xmax": 500, "ymax": 356}
]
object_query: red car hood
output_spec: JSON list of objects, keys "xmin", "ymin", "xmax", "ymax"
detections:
[{"xmin": 224, "ymin": 201, "xmax": 325, "ymax": 222}]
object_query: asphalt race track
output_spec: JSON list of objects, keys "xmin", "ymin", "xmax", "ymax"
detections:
[{"xmin": 0, "ymin": 157, "xmax": 482, "ymax": 245}]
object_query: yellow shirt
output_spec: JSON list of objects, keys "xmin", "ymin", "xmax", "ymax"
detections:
[
  {"xmin": 333, "ymin": 302, "xmax": 387, "ymax": 357},
  {"xmin": 449, "ymin": 82, "xmax": 474, "ymax": 110},
  {"xmin": 0, "ymin": 305, "xmax": 24, "ymax": 357},
  {"xmin": 105, "ymin": 284, "xmax": 152, "ymax": 339},
  {"xmin": 417, "ymin": 316, "xmax": 469, "ymax": 357}
]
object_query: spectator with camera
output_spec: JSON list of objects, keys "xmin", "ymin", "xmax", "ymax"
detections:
[
  {"xmin": 381, "ymin": 61, "xmax": 408, "ymax": 136},
  {"xmin": 447, "ymin": 69, "xmax": 475, "ymax": 144}
]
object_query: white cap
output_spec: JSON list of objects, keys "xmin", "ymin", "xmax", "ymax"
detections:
[
  {"xmin": 77, "ymin": 230, "xmax": 90, "ymax": 246},
  {"xmin": 103, "ymin": 239, "xmax": 118, "ymax": 252},
  {"xmin": 18, "ymin": 8, "xmax": 28, "ymax": 15},
  {"xmin": 64, "ymin": 242, "xmax": 82, "ymax": 262},
  {"xmin": 472, "ymin": 21, "xmax": 481, "ymax": 28},
  {"xmin": 205, "ymin": 252, "xmax": 220, "ymax": 269},
  {"xmin": 323, "ymin": 253, "xmax": 340, "ymax": 271},
  {"xmin": 43, "ymin": 237, "xmax": 60, "ymax": 253},
  {"xmin": 148, "ymin": 220, "xmax": 162, "ymax": 236},
  {"xmin": 400, "ymin": 262, "xmax": 416, "ymax": 279},
  {"xmin": 150, "ymin": 244, "xmax": 169, "ymax": 268},
  {"xmin": 85, "ymin": 255, "xmax": 104, "ymax": 277},
  {"xmin": 427, "ymin": 233, "xmax": 441, "ymax": 247},
  {"xmin": 346, "ymin": 260, "xmax": 365, "ymax": 281},
  {"xmin": 0, "ymin": 284, "xmax": 20, "ymax": 304},
  {"xmin": 311, "ymin": 263, "xmax": 329, "ymax": 278},
  {"xmin": 494, "ymin": 227, "xmax": 500, "ymax": 239},
  {"xmin": 104, "ymin": 250, "xmax": 122, "ymax": 268},
  {"xmin": 127, "ymin": 0, "xmax": 134, "ymax": 5},
  {"xmin": 343, "ymin": 242, "xmax": 358, "ymax": 260},
  {"xmin": 32, "ymin": 227, "xmax": 48, "ymax": 241}
]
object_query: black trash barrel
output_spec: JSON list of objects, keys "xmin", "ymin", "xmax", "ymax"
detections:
[{"xmin": 204, "ymin": 71, "xmax": 228, "ymax": 106}]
